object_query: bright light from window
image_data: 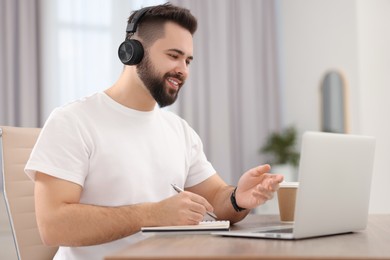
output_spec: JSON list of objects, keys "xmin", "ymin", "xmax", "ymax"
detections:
[{"xmin": 40, "ymin": 0, "xmax": 166, "ymax": 122}]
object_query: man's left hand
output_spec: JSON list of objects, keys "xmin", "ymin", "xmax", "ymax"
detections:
[{"xmin": 235, "ymin": 164, "xmax": 284, "ymax": 209}]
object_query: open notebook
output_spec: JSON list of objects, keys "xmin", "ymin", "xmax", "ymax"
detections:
[{"xmin": 141, "ymin": 220, "xmax": 230, "ymax": 233}]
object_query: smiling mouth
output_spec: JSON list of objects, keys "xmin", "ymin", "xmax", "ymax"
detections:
[{"xmin": 166, "ymin": 77, "xmax": 181, "ymax": 91}]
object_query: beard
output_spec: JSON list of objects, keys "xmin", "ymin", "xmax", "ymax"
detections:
[{"xmin": 136, "ymin": 53, "xmax": 185, "ymax": 108}]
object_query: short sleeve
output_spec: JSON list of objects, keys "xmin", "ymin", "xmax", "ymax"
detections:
[
  {"xmin": 184, "ymin": 126, "xmax": 216, "ymax": 187},
  {"xmin": 25, "ymin": 108, "xmax": 91, "ymax": 186}
]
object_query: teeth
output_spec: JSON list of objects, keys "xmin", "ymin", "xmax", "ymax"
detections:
[{"xmin": 168, "ymin": 78, "xmax": 179, "ymax": 86}]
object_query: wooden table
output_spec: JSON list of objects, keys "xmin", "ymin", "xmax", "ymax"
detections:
[{"xmin": 105, "ymin": 214, "xmax": 390, "ymax": 260}]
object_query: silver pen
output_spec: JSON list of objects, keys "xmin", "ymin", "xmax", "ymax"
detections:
[{"xmin": 171, "ymin": 183, "xmax": 218, "ymax": 220}]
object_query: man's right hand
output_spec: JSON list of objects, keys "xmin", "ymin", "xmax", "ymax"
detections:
[{"xmin": 154, "ymin": 191, "xmax": 214, "ymax": 226}]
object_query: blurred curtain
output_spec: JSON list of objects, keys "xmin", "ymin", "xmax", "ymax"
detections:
[
  {"xmin": 171, "ymin": 0, "xmax": 282, "ymax": 184},
  {"xmin": 0, "ymin": 0, "xmax": 40, "ymax": 127}
]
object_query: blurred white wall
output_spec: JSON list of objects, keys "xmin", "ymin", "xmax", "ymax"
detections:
[
  {"xmin": 356, "ymin": 0, "xmax": 390, "ymax": 213},
  {"xmin": 278, "ymin": 0, "xmax": 390, "ymax": 214},
  {"xmin": 279, "ymin": 0, "xmax": 359, "ymax": 133},
  {"xmin": 37, "ymin": 0, "xmax": 390, "ymax": 214},
  {"xmin": 39, "ymin": 0, "xmax": 165, "ymax": 122}
]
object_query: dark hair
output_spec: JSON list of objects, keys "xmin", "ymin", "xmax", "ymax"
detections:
[{"xmin": 126, "ymin": 3, "xmax": 197, "ymax": 48}]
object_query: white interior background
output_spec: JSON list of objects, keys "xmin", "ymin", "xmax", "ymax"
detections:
[{"xmin": 38, "ymin": 0, "xmax": 390, "ymax": 214}]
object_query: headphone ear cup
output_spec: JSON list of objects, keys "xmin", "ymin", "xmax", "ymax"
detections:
[{"xmin": 118, "ymin": 39, "xmax": 144, "ymax": 65}]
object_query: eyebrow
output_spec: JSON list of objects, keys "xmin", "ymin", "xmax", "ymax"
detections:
[{"xmin": 166, "ymin": 48, "xmax": 194, "ymax": 61}]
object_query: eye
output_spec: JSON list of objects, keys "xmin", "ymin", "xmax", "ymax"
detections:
[
  {"xmin": 186, "ymin": 59, "xmax": 191, "ymax": 66},
  {"xmin": 168, "ymin": 53, "xmax": 178, "ymax": 59}
]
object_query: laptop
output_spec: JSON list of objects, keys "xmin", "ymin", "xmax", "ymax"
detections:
[{"xmin": 213, "ymin": 131, "xmax": 376, "ymax": 240}]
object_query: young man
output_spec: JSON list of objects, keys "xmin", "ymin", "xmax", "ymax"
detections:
[{"xmin": 25, "ymin": 3, "xmax": 283, "ymax": 259}]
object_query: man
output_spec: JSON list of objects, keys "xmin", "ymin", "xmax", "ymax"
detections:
[{"xmin": 25, "ymin": 3, "xmax": 283, "ymax": 259}]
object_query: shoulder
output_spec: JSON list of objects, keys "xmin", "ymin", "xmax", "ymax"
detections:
[
  {"xmin": 47, "ymin": 92, "xmax": 105, "ymax": 122},
  {"xmin": 57, "ymin": 92, "xmax": 103, "ymax": 113},
  {"xmin": 41, "ymin": 92, "xmax": 107, "ymax": 138}
]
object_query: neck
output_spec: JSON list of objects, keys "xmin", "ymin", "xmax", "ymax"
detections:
[{"xmin": 105, "ymin": 66, "xmax": 156, "ymax": 111}]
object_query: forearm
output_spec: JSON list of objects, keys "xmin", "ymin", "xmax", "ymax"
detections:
[
  {"xmin": 212, "ymin": 186, "xmax": 250, "ymax": 224},
  {"xmin": 37, "ymin": 202, "xmax": 157, "ymax": 247}
]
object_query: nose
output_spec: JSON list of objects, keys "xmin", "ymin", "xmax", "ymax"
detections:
[{"xmin": 174, "ymin": 60, "xmax": 189, "ymax": 79}]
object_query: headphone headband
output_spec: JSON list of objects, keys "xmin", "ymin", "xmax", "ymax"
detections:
[
  {"xmin": 118, "ymin": 7, "xmax": 151, "ymax": 65},
  {"xmin": 126, "ymin": 7, "xmax": 151, "ymax": 33}
]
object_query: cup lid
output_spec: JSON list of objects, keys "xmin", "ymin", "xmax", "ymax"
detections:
[{"xmin": 279, "ymin": 182, "xmax": 299, "ymax": 188}]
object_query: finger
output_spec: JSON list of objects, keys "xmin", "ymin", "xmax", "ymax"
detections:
[
  {"xmin": 186, "ymin": 192, "xmax": 214, "ymax": 213},
  {"xmin": 189, "ymin": 200, "xmax": 208, "ymax": 216},
  {"xmin": 273, "ymin": 174, "xmax": 285, "ymax": 182},
  {"xmin": 260, "ymin": 174, "xmax": 284, "ymax": 190},
  {"xmin": 263, "ymin": 173, "xmax": 284, "ymax": 182},
  {"xmin": 187, "ymin": 211, "xmax": 204, "ymax": 224},
  {"xmin": 255, "ymin": 183, "xmax": 272, "ymax": 194},
  {"xmin": 179, "ymin": 213, "xmax": 202, "ymax": 225},
  {"xmin": 271, "ymin": 182, "xmax": 280, "ymax": 191},
  {"xmin": 264, "ymin": 178, "xmax": 278, "ymax": 191},
  {"xmin": 254, "ymin": 180, "xmax": 277, "ymax": 195},
  {"xmin": 176, "ymin": 193, "xmax": 209, "ymax": 224},
  {"xmin": 250, "ymin": 164, "xmax": 271, "ymax": 177},
  {"xmin": 252, "ymin": 188, "xmax": 274, "ymax": 201},
  {"xmin": 251, "ymin": 190, "xmax": 272, "ymax": 205}
]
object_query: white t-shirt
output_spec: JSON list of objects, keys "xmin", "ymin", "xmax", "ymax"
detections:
[{"xmin": 25, "ymin": 92, "xmax": 216, "ymax": 259}]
